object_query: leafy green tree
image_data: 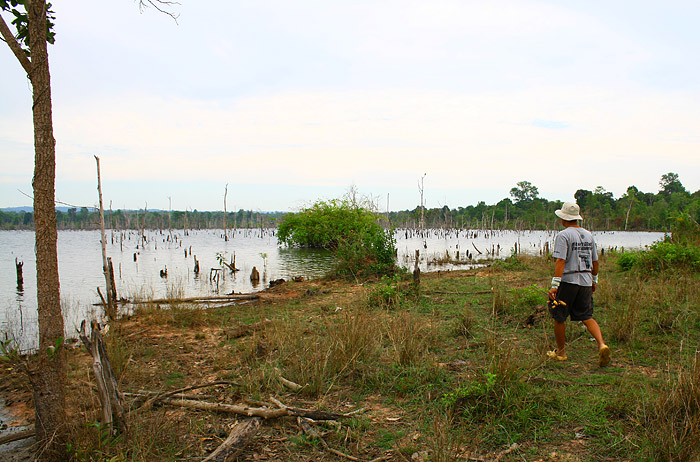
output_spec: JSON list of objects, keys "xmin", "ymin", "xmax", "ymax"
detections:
[
  {"xmin": 278, "ymin": 199, "xmax": 396, "ymax": 278},
  {"xmin": 660, "ymin": 172, "xmax": 687, "ymax": 196},
  {"xmin": 574, "ymin": 189, "xmax": 592, "ymax": 209},
  {"xmin": 510, "ymin": 180, "xmax": 539, "ymax": 203}
]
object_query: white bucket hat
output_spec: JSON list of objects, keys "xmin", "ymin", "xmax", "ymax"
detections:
[{"xmin": 555, "ymin": 202, "xmax": 583, "ymax": 221}]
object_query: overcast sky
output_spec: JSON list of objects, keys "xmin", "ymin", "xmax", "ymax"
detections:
[{"xmin": 1, "ymin": 1, "xmax": 699, "ymax": 212}]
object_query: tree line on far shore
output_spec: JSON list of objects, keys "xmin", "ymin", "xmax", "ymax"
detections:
[
  {"xmin": 0, "ymin": 208, "xmax": 287, "ymax": 231},
  {"xmin": 390, "ymin": 173, "xmax": 699, "ymax": 232},
  {"xmin": 1, "ymin": 173, "xmax": 697, "ymax": 232}
]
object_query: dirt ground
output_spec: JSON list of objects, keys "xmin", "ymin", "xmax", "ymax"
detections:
[{"xmin": 0, "ymin": 270, "xmax": 639, "ymax": 461}]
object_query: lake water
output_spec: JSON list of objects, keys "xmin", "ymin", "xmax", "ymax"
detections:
[{"xmin": 0, "ymin": 228, "xmax": 663, "ymax": 351}]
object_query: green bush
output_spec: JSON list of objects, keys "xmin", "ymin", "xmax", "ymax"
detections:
[
  {"xmin": 617, "ymin": 243, "xmax": 700, "ymax": 273},
  {"xmin": 615, "ymin": 251, "xmax": 639, "ymax": 271},
  {"xmin": 278, "ymin": 199, "xmax": 397, "ymax": 278},
  {"xmin": 367, "ymin": 274, "xmax": 406, "ymax": 309},
  {"xmin": 512, "ymin": 284, "xmax": 545, "ymax": 309},
  {"xmin": 617, "ymin": 214, "xmax": 700, "ymax": 272},
  {"xmin": 491, "ymin": 253, "xmax": 527, "ymax": 271},
  {"xmin": 669, "ymin": 213, "xmax": 700, "ymax": 246}
]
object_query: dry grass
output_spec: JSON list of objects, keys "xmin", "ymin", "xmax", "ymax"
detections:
[{"xmin": 3, "ymin": 254, "xmax": 700, "ymax": 461}]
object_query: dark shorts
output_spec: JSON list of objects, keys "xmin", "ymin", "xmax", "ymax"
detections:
[{"xmin": 548, "ymin": 282, "xmax": 594, "ymax": 323}]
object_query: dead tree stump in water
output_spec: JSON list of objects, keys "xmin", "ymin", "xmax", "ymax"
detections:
[
  {"xmin": 250, "ymin": 266, "xmax": 260, "ymax": 285},
  {"xmin": 15, "ymin": 257, "xmax": 23, "ymax": 290},
  {"xmin": 413, "ymin": 250, "xmax": 420, "ymax": 288},
  {"xmin": 108, "ymin": 257, "xmax": 117, "ymax": 303}
]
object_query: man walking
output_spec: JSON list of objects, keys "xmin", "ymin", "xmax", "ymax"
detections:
[{"xmin": 547, "ymin": 202, "xmax": 610, "ymax": 367}]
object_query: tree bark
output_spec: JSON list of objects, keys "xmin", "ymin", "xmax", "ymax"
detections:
[{"xmin": 21, "ymin": 2, "xmax": 69, "ymax": 459}]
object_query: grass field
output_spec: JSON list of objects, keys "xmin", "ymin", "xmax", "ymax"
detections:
[{"xmin": 2, "ymin": 251, "xmax": 699, "ymax": 461}]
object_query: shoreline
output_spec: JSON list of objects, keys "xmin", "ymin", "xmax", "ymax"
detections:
[{"xmin": 0, "ymin": 395, "xmax": 34, "ymax": 461}]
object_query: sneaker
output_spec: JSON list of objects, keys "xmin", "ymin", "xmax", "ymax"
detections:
[
  {"xmin": 547, "ymin": 350, "xmax": 567, "ymax": 361},
  {"xmin": 598, "ymin": 345, "xmax": 611, "ymax": 367}
]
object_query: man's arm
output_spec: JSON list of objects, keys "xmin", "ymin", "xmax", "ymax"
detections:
[
  {"xmin": 548, "ymin": 258, "xmax": 566, "ymax": 299},
  {"xmin": 592, "ymin": 260, "xmax": 599, "ymax": 293}
]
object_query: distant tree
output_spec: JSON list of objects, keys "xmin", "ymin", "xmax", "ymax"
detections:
[
  {"xmin": 622, "ymin": 187, "xmax": 639, "ymax": 231},
  {"xmin": 625, "ymin": 185, "xmax": 640, "ymax": 199},
  {"xmin": 495, "ymin": 198, "xmax": 513, "ymax": 223},
  {"xmin": 22, "ymin": 211, "xmax": 34, "ymax": 226},
  {"xmin": 510, "ymin": 181, "xmax": 539, "ymax": 203},
  {"xmin": 574, "ymin": 189, "xmax": 592, "ymax": 209},
  {"xmin": 659, "ymin": 172, "xmax": 687, "ymax": 196},
  {"xmin": 594, "ymin": 186, "xmax": 612, "ymax": 197}
]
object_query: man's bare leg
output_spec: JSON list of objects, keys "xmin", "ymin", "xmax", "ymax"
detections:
[
  {"xmin": 553, "ymin": 320, "xmax": 567, "ymax": 357},
  {"xmin": 582, "ymin": 318, "xmax": 610, "ymax": 366}
]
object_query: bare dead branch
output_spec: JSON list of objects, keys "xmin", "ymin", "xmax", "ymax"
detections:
[
  {"xmin": 138, "ymin": 0, "xmax": 181, "ymax": 23},
  {"xmin": 138, "ymin": 380, "xmax": 237, "ymax": 409},
  {"xmin": 158, "ymin": 397, "xmax": 341, "ymax": 421}
]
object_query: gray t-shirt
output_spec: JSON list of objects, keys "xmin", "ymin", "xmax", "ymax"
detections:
[{"xmin": 552, "ymin": 226, "xmax": 598, "ymax": 286}]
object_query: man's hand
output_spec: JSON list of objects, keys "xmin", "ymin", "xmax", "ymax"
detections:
[
  {"xmin": 592, "ymin": 283, "xmax": 597, "ymax": 294},
  {"xmin": 548, "ymin": 287, "xmax": 558, "ymax": 300}
]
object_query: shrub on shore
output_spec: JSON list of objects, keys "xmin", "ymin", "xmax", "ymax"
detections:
[
  {"xmin": 278, "ymin": 199, "xmax": 396, "ymax": 278},
  {"xmin": 616, "ymin": 213, "xmax": 700, "ymax": 272}
]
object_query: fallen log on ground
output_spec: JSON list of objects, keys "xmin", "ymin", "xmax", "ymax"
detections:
[
  {"xmin": 124, "ymin": 392, "xmax": 215, "ymax": 401},
  {"xmin": 130, "ymin": 380, "xmax": 237, "ymax": 410},
  {"xmin": 205, "ymin": 301, "xmax": 258, "ymax": 309},
  {"xmin": 93, "ymin": 294, "xmax": 259, "ymax": 307},
  {"xmin": 158, "ymin": 397, "xmax": 341, "ymax": 421},
  {"xmin": 0, "ymin": 428, "xmax": 35, "ymax": 445},
  {"xmin": 202, "ymin": 417, "xmax": 261, "ymax": 462}
]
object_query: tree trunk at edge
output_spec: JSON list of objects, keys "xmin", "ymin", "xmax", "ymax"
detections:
[{"xmin": 27, "ymin": 1, "xmax": 68, "ymax": 459}]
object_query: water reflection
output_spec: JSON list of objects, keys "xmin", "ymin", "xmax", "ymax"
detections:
[{"xmin": 277, "ymin": 248, "xmax": 335, "ymax": 279}]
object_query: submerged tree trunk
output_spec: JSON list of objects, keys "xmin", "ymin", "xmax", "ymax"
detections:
[
  {"xmin": 223, "ymin": 183, "xmax": 228, "ymax": 241},
  {"xmin": 26, "ymin": 1, "xmax": 68, "ymax": 459},
  {"xmin": 15, "ymin": 257, "xmax": 24, "ymax": 290},
  {"xmin": 95, "ymin": 155, "xmax": 116, "ymax": 320}
]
